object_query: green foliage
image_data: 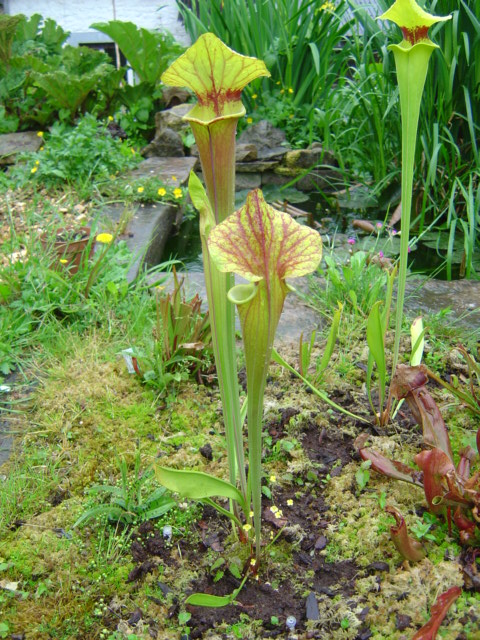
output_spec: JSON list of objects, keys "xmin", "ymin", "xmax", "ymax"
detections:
[
  {"xmin": 0, "ymin": 14, "xmax": 120, "ymax": 130},
  {"xmin": 91, "ymin": 21, "xmax": 184, "ymax": 85},
  {"xmin": 177, "ymin": 0, "xmax": 352, "ymax": 108},
  {"xmin": 3, "ymin": 115, "xmax": 140, "ymax": 193},
  {"xmin": 311, "ymin": 251, "xmax": 389, "ymax": 317},
  {"xmin": 133, "ymin": 270, "xmax": 212, "ymax": 393},
  {"xmin": 74, "ymin": 453, "xmax": 176, "ymax": 527},
  {"xmin": 90, "ymin": 20, "xmax": 184, "ymax": 141},
  {"xmin": 30, "ymin": 46, "xmax": 124, "ymax": 119}
]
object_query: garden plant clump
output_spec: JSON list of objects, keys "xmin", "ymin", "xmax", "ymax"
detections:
[{"xmin": 0, "ymin": 1, "xmax": 479, "ymax": 639}]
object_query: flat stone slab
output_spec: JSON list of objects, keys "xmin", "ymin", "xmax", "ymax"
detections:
[
  {"xmin": 0, "ymin": 131, "xmax": 43, "ymax": 165},
  {"xmin": 126, "ymin": 156, "xmax": 198, "ymax": 184},
  {"xmin": 102, "ymin": 202, "xmax": 179, "ymax": 281},
  {"xmin": 404, "ymin": 278, "xmax": 480, "ymax": 327}
]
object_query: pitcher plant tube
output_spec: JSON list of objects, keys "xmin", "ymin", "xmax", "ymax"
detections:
[
  {"xmin": 161, "ymin": 34, "xmax": 270, "ymax": 498},
  {"xmin": 377, "ymin": 0, "xmax": 451, "ymax": 377},
  {"xmin": 208, "ymin": 189, "xmax": 322, "ymax": 560}
]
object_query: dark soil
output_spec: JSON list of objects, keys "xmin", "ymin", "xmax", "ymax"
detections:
[{"xmin": 119, "ymin": 407, "xmax": 412, "ymax": 640}]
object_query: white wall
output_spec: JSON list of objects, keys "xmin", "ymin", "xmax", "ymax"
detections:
[{"xmin": 5, "ymin": 0, "xmax": 190, "ymax": 45}]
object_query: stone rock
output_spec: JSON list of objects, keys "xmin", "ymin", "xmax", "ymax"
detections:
[
  {"xmin": 154, "ymin": 103, "xmax": 191, "ymax": 135},
  {"xmin": 238, "ymin": 119, "xmax": 289, "ymax": 161},
  {"xmin": 126, "ymin": 156, "xmax": 198, "ymax": 184},
  {"xmin": 260, "ymin": 171, "xmax": 292, "ymax": 188},
  {"xmin": 296, "ymin": 167, "xmax": 344, "ymax": 192},
  {"xmin": 236, "ymin": 160, "xmax": 280, "ymax": 173},
  {"xmin": 162, "ymin": 87, "xmax": 191, "ymax": 108},
  {"xmin": 236, "ymin": 143, "xmax": 257, "ymax": 162},
  {"xmin": 305, "ymin": 592, "xmax": 320, "ymax": 621},
  {"xmin": 285, "ymin": 143, "xmax": 338, "ymax": 170},
  {"xmin": 102, "ymin": 202, "xmax": 179, "ymax": 281},
  {"xmin": 142, "ymin": 127, "xmax": 185, "ymax": 158},
  {"xmin": 235, "ymin": 172, "xmax": 261, "ymax": 191},
  {"xmin": 0, "ymin": 131, "xmax": 43, "ymax": 165}
]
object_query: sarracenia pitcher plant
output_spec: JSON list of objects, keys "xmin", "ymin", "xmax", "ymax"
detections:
[
  {"xmin": 160, "ymin": 34, "xmax": 269, "ymax": 500},
  {"xmin": 378, "ymin": 0, "xmax": 450, "ymax": 377},
  {"xmin": 208, "ymin": 189, "xmax": 322, "ymax": 561}
]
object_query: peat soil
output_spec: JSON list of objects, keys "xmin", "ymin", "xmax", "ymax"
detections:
[{"xmin": 120, "ymin": 393, "xmax": 479, "ymax": 640}]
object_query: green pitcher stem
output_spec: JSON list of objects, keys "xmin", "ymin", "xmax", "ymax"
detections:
[
  {"xmin": 391, "ymin": 42, "xmax": 436, "ymax": 377},
  {"xmin": 191, "ymin": 116, "xmax": 247, "ymax": 500}
]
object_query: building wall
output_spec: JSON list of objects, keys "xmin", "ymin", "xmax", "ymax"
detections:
[{"xmin": 4, "ymin": 0, "xmax": 190, "ymax": 45}]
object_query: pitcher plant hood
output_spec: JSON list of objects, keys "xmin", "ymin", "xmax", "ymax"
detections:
[
  {"xmin": 161, "ymin": 33, "xmax": 270, "ymax": 124},
  {"xmin": 379, "ymin": 0, "xmax": 451, "ymax": 46}
]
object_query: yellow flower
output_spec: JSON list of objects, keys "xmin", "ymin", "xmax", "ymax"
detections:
[
  {"xmin": 39, "ymin": 147, "xmax": 44, "ymax": 151},
  {"xmin": 30, "ymin": 166, "xmax": 38, "ymax": 174},
  {"xmin": 246, "ymin": 117, "xmax": 253, "ymax": 124},
  {"xmin": 96, "ymin": 233, "xmax": 114, "ymax": 244},
  {"xmin": 137, "ymin": 186, "xmax": 144, "ymax": 193},
  {"xmin": 288, "ymin": 87, "xmax": 294, "ymax": 94},
  {"xmin": 252, "ymin": 94, "xmax": 258, "ymax": 99},
  {"xmin": 249, "ymin": 511, "xmax": 254, "ymax": 518},
  {"xmin": 274, "ymin": 509, "xmax": 283, "ymax": 519},
  {"xmin": 171, "ymin": 175, "xmax": 177, "ymax": 181},
  {"xmin": 270, "ymin": 505, "xmax": 278, "ymax": 513},
  {"xmin": 108, "ymin": 115, "xmax": 114, "ymax": 121},
  {"xmin": 37, "ymin": 131, "xmax": 44, "ymax": 137},
  {"xmin": 280, "ymin": 89, "xmax": 284, "ymax": 94},
  {"xmin": 131, "ymin": 148, "xmax": 135, "ymax": 154},
  {"xmin": 158, "ymin": 187, "xmax": 166, "ymax": 197},
  {"xmin": 250, "ymin": 558, "xmax": 256, "ymax": 566},
  {"xmin": 287, "ymin": 499, "xmax": 293, "ymax": 506},
  {"xmin": 173, "ymin": 188, "xmax": 183, "ymax": 199},
  {"xmin": 269, "ymin": 475, "xmax": 276, "ymax": 483},
  {"xmin": 35, "ymin": 160, "xmax": 40, "ymax": 165},
  {"xmin": 243, "ymin": 523, "xmax": 252, "ymax": 532},
  {"xmin": 59, "ymin": 259, "xmax": 68, "ymax": 264}
]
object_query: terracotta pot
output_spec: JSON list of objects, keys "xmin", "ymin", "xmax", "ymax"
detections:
[{"xmin": 41, "ymin": 226, "xmax": 95, "ymax": 274}]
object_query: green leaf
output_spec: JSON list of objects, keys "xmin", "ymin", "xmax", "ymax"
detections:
[
  {"xmin": 185, "ymin": 592, "xmax": 237, "ymax": 608},
  {"xmin": 154, "ymin": 466, "xmax": 247, "ymax": 513},
  {"xmin": 91, "ymin": 21, "xmax": 183, "ymax": 84}
]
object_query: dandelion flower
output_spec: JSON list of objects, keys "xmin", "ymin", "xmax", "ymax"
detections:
[
  {"xmin": 39, "ymin": 147, "xmax": 44, "ymax": 151},
  {"xmin": 252, "ymin": 93, "xmax": 258, "ymax": 99},
  {"xmin": 137, "ymin": 186, "xmax": 144, "ymax": 193},
  {"xmin": 35, "ymin": 160, "xmax": 40, "ymax": 165},
  {"xmin": 96, "ymin": 233, "xmax": 114, "ymax": 244},
  {"xmin": 171, "ymin": 175, "xmax": 177, "ymax": 181},
  {"xmin": 288, "ymin": 87, "xmax": 294, "ymax": 94},
  {"xmin": 108, "ymin": 115, "xmax": 114, "ymax": 122},
  {"xmin": 59, "ymin": 259, "xmax": 68, "ymax": 264},
  {"xmin": 246, "ymin": 117, "xmax": 253, "ymax": 124},
  {"xmin": 158, "ymin": 187, "xmax": 166, "ymax": 197},
  {"xmin": 173, "ymin": 188, "xmax": 183, "ymax": 199},
  {"xmin": 31, "ymin": 166, "xmax": 38, "ymax": 174},
  {"xmin": 37, "ymin": 131, "xmax": 44, "ymax": 137}
]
